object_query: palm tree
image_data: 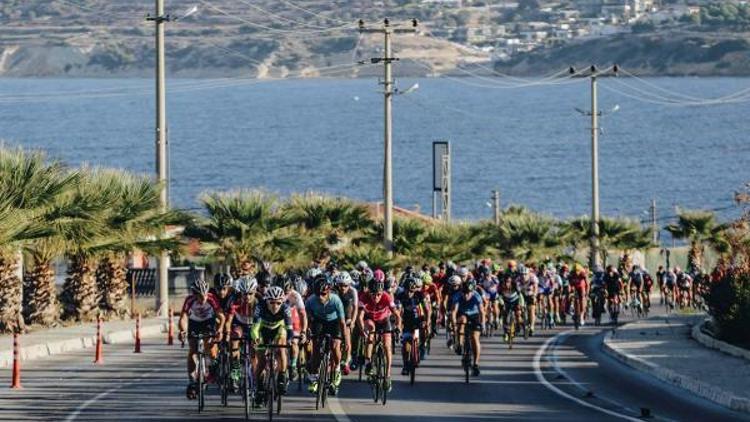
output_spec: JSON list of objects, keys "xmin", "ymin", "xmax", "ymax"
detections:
[
  {"xmin": 94, "ymin": 171, "xmax": 187, "ymax": 318},
  {"xmin": 282, "ymin": 193, "xmax": 375, "ymax": 261},
  {"xmin": 0, "ymin": 148, "xmax": 77, "ymax": 332},
  {"xmin": 561, "ymin": 216, "xmax": 651, "ymax": 266},
  {"xmin": 422, "ymin": 222, "xmax": 476, "ymax": 263},
  {"xmin": 665, "ymin": 210, "xmax": 725, "ymax": 273},
  {"xmin": 185, "ymin": 190, "xmax": 300, "ymax": 276}
]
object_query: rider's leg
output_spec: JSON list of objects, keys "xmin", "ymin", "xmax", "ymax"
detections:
[
  {"xmin": 471, "ymin": 329, "xmax": 481, "ymax": 366},
  {"xmin": 383, "ymin": 332, "xmax": 393, "ymax": 378}
]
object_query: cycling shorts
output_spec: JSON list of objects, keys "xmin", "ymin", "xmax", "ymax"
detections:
[
  {"xmin": 460, "ymin": 314, "xmax": 482, "ymax": 332},
  {"xmin": 364, "ymin": 318, "xmax": 393, "ymax": 335},
  {"xmin": 486, "ymin": 291, "xmax": 499, "ymax": 301},
  {"xmin": 230, "ymin": 319, "xmax": 250, "ymax": 339},
  {"xmin": 312, "ymin": 319, "xmax": 343, "ymax": 340},
  {"xmin": 502, "ymin": 297, "xmax": 520, "ymax": 312},
  {"xmin": 188, "ymin": 318, "xmax": 216, "ymax": 337},
  {"xmin": 524, "ymin": 294, "xmax": 536, "ymax": 306}
]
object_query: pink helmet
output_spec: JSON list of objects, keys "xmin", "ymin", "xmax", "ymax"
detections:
[{"xmin": 373, "ymin": 269, "xmax": 385, "ymax": 282}]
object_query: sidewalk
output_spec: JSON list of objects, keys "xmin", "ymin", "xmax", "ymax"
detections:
[
  {"xmin": 603, "ymin": 314, "xmax": 750, "ymax": 413},
  {"xmin": 0, "ymin": 317, "xmax": 170, "ymax": 369}
]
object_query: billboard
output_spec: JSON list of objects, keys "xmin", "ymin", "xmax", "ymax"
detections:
[{"xmin": 433, "ymin": 141, "xmax": 449, "ymax": 192}]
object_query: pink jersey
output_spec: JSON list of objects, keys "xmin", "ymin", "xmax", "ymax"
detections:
[
  {"xmin": 182, "ymin": 293, "xmax": 222, "ymax": 322},
  {"xmin": 358, "ymin": 291, "xmax": 396, "ymax": 322}
]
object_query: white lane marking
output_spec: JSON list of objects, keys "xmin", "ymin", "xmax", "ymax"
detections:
[
  {"xmin": 328, "ymin": 395, "xmax": 353, "ymax": 422},
  {"xmin": 533, "ymin": 330, "xmax": 643, "ymax": 422},
  {"xmin": 64, "ymin": 360, "xmax": 181, "ymax": 422}
]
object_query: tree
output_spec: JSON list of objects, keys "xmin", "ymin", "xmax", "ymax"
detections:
[
  {"xmin": 0, "ymin": 148, "xmax": 76, "ymax": 332},
  {"xmin": 665, "ymin": 210, "xmax": 725, "ymax": 273}
]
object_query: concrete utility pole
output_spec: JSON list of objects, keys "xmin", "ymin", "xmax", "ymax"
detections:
[
  {"xmin": 492, "ymin": 190, "xmax": 501, "ymax": 225},
  {"xmin": 650, "ymin": 199, "xmax": 658, "ymax": 245},
  {"xmin": 147, "ymin": 0, "xmax": 171, "ymax": 317},
  {"xmin": 571, "ymin": 64, "xmax": 618, "ymax": 269},
  {"xmin": 359, "ymin": 18, "xmax": 417, "ymax": 255}
]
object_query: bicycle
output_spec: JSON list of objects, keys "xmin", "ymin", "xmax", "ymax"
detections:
[
  {"xmin": 218, "ymin": 340, "xmax": 231, "ymax": 407},
  {"xmin": 257, "ymin": 343, "xmax": 291, "ymax": 421},
  {"xmin": 460, "ymin": 323, "xmax": 473, "ymax": 384},
  {"xmin": 184, "ymin": 332, "xmax": 215, "ymax": 413},
  {"xmin": 368, "ymin": 328, "xmax": 390, "ymax": 405},
  {"xmin": 314, "ymin": 334, "xmax": 334, "ymax": 410},
  {"xmin": 229, "ymin": 332, "xmax": 256, "ymax": 421},
  {"xmin": 503, "ymin": 308, "xmax": 517, "ymax": 350},
  {"xmin": 402, "ymin": 329, "xmax": 420, "ymax": 385},
  {"xmin": 629, "ymin": 294, "xmax": 644, "ymax": 319},
  {"xmin": 590, "ymin": 288, "xmax": 606, "ymax": 326}
]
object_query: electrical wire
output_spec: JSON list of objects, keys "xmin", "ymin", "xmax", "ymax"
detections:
[
  {"xmin": 233, "ymin": 0, "xmax": 329, "ymax": 29},
  {"xmin": 276, "ymin": 0, "xmax": 352, "ymax": 25}
]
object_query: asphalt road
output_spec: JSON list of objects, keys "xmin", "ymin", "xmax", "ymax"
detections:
[{"xmin": 1, "ymin": 303, "xmax": 748, "ymax": 422}]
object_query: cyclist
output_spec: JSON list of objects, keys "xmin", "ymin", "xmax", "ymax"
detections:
[
  {"xmin": 520, "ymin": 265, "xmax": 538, "ymax": 336},
  {"xmin": 445, "ymin": 275, "xmax": 463, "ymax": 348},
  {"xmin": 334, "ymin": 271, "xmax": 358, "ymax": 375},
  {"xmin": 604, "ymin": 265, "xmax": 623, "ymax": 324},
  {"xmin": 281, "ymin": 274, "xmax": 307, "ymax": 382},
  {"xmin": 628, "ymin": 264, "xmax": 646, "ymax": 312},
  {"xmin": 358, "ymin": 271, "xmax": 401, "ymax": 392},
  {"xmin": 590, "ymin": 265, "xmax": 606, "ymax": 323},
  {"xmin": 179, "ymin": 278, "xmax": 226, "ymax": 400},
  {"xmin": 664, "ymin": 268, "xmax": 677, "ymax": 308},
  {"xmin": 225, "ymin": 276, "xmax": 258, "ymax": 390},
  {"xmin": 500, "ymin": 273, "xmax": 522, "ymax": 342},
  {"xmin": 656, "ymin": 265, "xmax": 666, "ymax": 305},
  {"xmin": 452, "ymin": 278, "xmax": 485, "ymax": 376},
  {"xmin": 305, "ymin": 273, "xmax": 346, "ymax": 395},
  {"xmin": 570, "ymin": 264, "xmax": 589, "ymax": 326},
  {"xmin": 211, "ymin": 272, "xmax": 236, "ymax": 312},
  {"xmin": 251, "ymin": 285, "xmax": 293, "ymax": 399},
  {"xmin": 539, "ymin": 265, "xmax": 558, "ymax": 328},
  {"xmin": 675, "ymin": 267, "xmax": 693, "ymax": 307},
  {"xmin": 478, "ymin": 266, "xmax": 500, "ymax": 330},
  {"xmin": 422, "ymin": 271, "xmax": 442, "ymax": 337},
  {"xmin": 395, "ymin": 275, "xmax": 430, "ymax": 375}
]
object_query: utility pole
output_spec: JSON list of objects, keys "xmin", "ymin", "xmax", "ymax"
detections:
[
  {"xmin": 571, "ymin": 64, "xmax": 618, "ymax": 269},
  {"xmin": 650, "ymin": 199, "xmax": 658, "ymax": 245},
  {"xmin": 492, "ymin": 190, "xmax": 501, "ymax": 225},
  {"xmin": 147, "ymin": 0, "xmax": 170, "ymax": 317},
  {"xmin": 359, "ymin": 18, "xmax": 418, "ymax": 255}
]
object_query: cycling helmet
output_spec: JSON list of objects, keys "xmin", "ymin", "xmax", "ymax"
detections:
[
  {"xmin": 349, "ymin": 269, "xmax": 361, "ymax": 284},
  {"xmin": 306, "ymin": 267, "xmax": 322, "ymax": 281},
  {"xmin": 279, "ymin": 274, "xmax": 294, "ymax": 291},
  {"xmin": 292, "ymin": 275, "xmax": 307, "ymax": 295},
  {"xmin": 260, "ymin": 261, "xmax": 273, "ymax": 274},
  {"xmin": 191, "ymin": 278, "xmax": 210, "ymax": 296},
  {"xmin": 373, "ymin": 269, "xmax": 385, "ymax": 283},
  {"xmin": 507, "ymin": 260, "xmax": 517, "ymax": 269},
  {"xmin": 256, "ymin": 271, "xmax": 272, "ymax": 287},
  {"xmin": 447, "ymin": 261, "xmax": 457, "ymax": 271},
  {"xmin": 264, "ymin": 286, "xmax": 285, "ymax": 302},
  {"xmin": 369, "ymin": 278, "xmax": 385, "ymax": 293},
  {"xmin": 335, "ymin": 271, "xmax": 353, "ymax": 286},
  {"xmin": 463, "ymin": 279, "xmax": 477, "ymax": 293},
  {"xmin": 314, "ymin": 273, "xmax": 333, "ymax": 295},
  {"xmin": 457, "ymin": 267, "xmax": 469, "ymax": 277},
  {"xmin": 404, "ymin": 276, "xmax": 419, "ymax": 290},
  {"xmin": 235, "ymin": 277, "xmax": 258, "ymax": 295},
  {"xmin": 429, "ymin": 266, "xmax": 439, "ymax": 276},
  {"xmin": 421, "ymin": 272, "xmax": 433, "ymax": 285},
  {"xmin": 518, "ymin": 264, "xmax": 529, "ymax": 275},
  {"xmin": 449, "ymin": 275, "xmax": 462, "ymax": 286},
  {"xmin": 362, "ymin": 267, "xmax": 374, "ymax": 283},
  {"xmin": 477, "ymin": 266, "xmax": 490, "ymax": 277},
  {"xmin": 356, "ymin": 260, "xmax": 369, "ymax": 271},
  {"xmin": 213, "ymin": 273, "xmax": 233, "ymax": 289},
  {"xmin": 326, "ymin": 261, "xmax": 338, "ymax": 273},
  {"xmin": 414, "ymin": 276, "xmax": 424, "ymax": 289}
]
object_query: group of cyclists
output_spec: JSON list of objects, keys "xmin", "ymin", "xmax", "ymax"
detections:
[{"xmin": 176, "ymin": 255, "xmax": 696, "ymax": 414}]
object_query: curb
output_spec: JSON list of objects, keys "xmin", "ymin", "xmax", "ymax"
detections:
[
  {"xmin": 0, "ymin": 320, "xmax": 168, "ymax": 369},
  {"xmin": 691, "ymin": 320, "xmax": 750, "ymax": 363},
  {"xmin": 603, "ymin": 327, "xmax": 750, "ymax": 414}
]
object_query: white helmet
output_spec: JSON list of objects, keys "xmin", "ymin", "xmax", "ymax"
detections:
[
  {"xmin": 335, "ymin": 271, "xmax": 353, "ymax": 286},
  {"xmin": 449, "ymin": 275, "xmax": 462, "ymax": 286},
  {"xmin": 191, "ymin": 278, "xmax": 210, "ymax": 295},
  {"xmin": 356, "ymin": 260, "xmax": 369, "ymax": 271},
  {"xmin": 264, "ymin": 286, "xmax": 285, "ymax": 301},
  {"xmin": 307, "ymin": 267, "xmax": 322, "ymax": 280},
  {"xmin": 236, "ymin": 277, "xmax": 258, "ymax": 295}
]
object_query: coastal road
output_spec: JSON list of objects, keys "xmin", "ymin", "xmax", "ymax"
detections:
[{"xmin": 1, "ymin": 307, "xmax": 747, "ymax": 421}]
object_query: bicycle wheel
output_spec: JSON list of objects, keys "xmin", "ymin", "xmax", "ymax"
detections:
[
  {"xmin": 378, "ymin": 346, "xmax": 388, "ymax": 405},
  {"xmin": 267, "ymin": 362, "xmax": 275, "ymax": 421},
  {"xmin": 372, "ymin": 344, "xmax": 382, "ymax": 403},
  {"xmin": 507, "ymin": 315, "xmax": 515, "ymax": 350},
  {"xmin": 243, "ymin": 353, "xmax": 251, "ymax": 421},
  {"xmin": 463, "ymin": 344, "xmax": 470, "ymax": 384},
  {"xmin": 198, "ymin": 352, "xmax": 205, "ymax": 413},
  {"xmin": 316, "ymin": 352, "xmax": 327, "ymax": 410},
  {"xmin": 220, "ymin": 346, "xmax": 230, "ymax": 407},
  {"xmin": 409, "ymin": 338, "xmax": 417, "ymax": 386},
  {"xmin": 321, "ymin": 353, "xmax": 330, "ymax": 409}
]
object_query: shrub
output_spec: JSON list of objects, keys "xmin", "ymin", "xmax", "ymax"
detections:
[{"xmin": 705, "ymin": 269, "xmax": 750, "ymax": 346}]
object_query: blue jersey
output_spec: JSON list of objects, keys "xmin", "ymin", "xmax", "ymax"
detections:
[
  {"xmin": 456, "ymin": 291, "xmax": 483, "ymax": 317},
  {"xmin": 305, "ymin": 293, "xmax": 345, "ymax": 323}
]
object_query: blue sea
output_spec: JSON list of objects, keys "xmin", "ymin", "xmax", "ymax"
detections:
[{"xmin": 0, "ymin": 76, "xmax": 748, "ymax": 224}]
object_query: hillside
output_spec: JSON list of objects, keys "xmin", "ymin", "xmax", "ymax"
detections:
[
  {"xmin": 0, "ymin": 0, "xmax": 489, "ymax": 78},
  {"xmin": 493, "ymin": 30, "xmax": 750, "ymax": 76}
]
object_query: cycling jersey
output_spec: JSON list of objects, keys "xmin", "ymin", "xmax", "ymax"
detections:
[
  {"xmin": 251, "ymin": 300, "xmax": 293, "ymax": 342},
  {"xmin": 665, "ymin": 272, "xmax": 676, "ymax": 288},
  {"xmin": 455, "ymin": 291, "xmax": 483, "ymax": 317},
  {"xmin": 630, "ymin": 270, "xmax": 644, "ymax": 288},
  {"xmin": 305, "ymin": 293, "xmax": 345, "ymax": 323},
  {"xmin": 286, "ymin": 290, "xmax": 305, "ymax": 334},
  {"xmin": 337, "ymin": 287, "xmax": 359, "ymax": 323},
  {"xmin": 605, "ymin": 273, "xmax": 622, "ymax": 296},
  {"xmin": 228, "ymin": 294, "xmax": 257, "ymax": 325},
  {"xmin": 423, "ymin": 283, "xmax": 440, "ymax": 304},
  {"xmin": 358, "ymin": 291, "xmax": 396, "ymax": 322},
  {"xmin": 523, "ymin": 274, "xmax": 539, "ymax": 296},
  {"xmin": 395, "ymin": 291, "xmax": 429, "ymax": 328},
  {"xmin": 181, "ymin": 293, "xmax": 222, "ymax": 322},
  {"xmin": 209, "ymin": 288, "xmax": 235, "ymax": 313},
  {"xmin": 481, "ymin": 276, "xmax": 499, "ymax": 299}
]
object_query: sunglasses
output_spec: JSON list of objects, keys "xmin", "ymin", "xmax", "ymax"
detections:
[{"xmin": 268, "ymin": 301, "xmax": 283, "ymax": 306}]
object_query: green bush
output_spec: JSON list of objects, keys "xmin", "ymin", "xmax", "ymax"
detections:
[{"xmin": 705, "ymin": 269, "xmax": 750, "ymax": 347}]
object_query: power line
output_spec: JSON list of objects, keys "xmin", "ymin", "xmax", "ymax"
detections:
[{"xmin": 233, "ymin": 0, "xmax": 329, "ymax": 29}]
